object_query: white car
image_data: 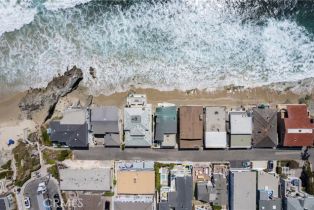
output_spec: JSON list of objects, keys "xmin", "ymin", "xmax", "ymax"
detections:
[
  {"xmin": 37, "ymin": 182, "xmax": 47, "ymax": 193},
  {"xmin": 24, "ymin": 197, "xmax": 31, "ymax": 209}
]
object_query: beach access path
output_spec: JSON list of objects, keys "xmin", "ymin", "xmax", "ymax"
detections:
[{"xmin": 73, "ymin": 147, "xmax": 314, "ymax": 162}]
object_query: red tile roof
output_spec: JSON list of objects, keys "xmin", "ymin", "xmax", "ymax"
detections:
[{"xmin": 283, "ymin": 105, "xmax": 314, "ymax": 147}]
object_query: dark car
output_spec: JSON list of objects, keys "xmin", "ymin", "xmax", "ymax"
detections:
[
  {"xmin": 54, "ymin": 194, "xmax": 61, "ymax": 207},
  {"xmin": 105, "ymin": 201, "xmax": 110, "ymax": 210},
  {"xmin": 268, "ymin": 160, "xmax": 274, "ymax": 171}
]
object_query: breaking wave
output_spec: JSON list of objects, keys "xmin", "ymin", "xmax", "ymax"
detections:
[{"xmin": 0, "ymin": 0, "xmax": 314, "ymax": 94}]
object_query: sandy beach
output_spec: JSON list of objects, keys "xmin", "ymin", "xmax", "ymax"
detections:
[{"xmin": 0, "ymin": 85, "xmax": 303, "ymax": 124}]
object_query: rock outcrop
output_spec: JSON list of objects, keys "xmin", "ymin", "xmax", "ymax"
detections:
[{"xmin": 19, "ymin": 66, "xmax": 83, "ymax": 122}]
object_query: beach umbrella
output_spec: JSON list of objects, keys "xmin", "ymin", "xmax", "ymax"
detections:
[{"xmin": 7, "ymin": 139, "xmax": 15, "ymax": 145}]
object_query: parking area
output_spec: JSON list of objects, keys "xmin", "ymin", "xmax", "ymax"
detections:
[{"xmin": 23, "ymin": 176, "xmax": 59, "ymax": 210}]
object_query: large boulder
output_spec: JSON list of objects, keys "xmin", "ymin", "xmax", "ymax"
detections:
[{"xmin": 19, "ymin": 66, "xmax": 83, "ymax": 123}]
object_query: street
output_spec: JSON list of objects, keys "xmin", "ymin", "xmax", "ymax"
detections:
[{"xmin": 73, "ymin": 147, "xmax": 314, "ymax": 162}]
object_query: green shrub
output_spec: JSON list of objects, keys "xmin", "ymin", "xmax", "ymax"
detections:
[
  {"xmin": 41, "ymin": 127, "xmax": 52, "ymax": 146},
  {"xmin": 0, "ymin": 170, "xmax": 13, "ymax": 179},
  {"xmin": 57, "ymin": 150, "xmax": 71, "ymax": 161},
  {"xmin": 48, "ymin": 164, "xmax": 59, "ymax": 181},
  {"xmin": 213, "ymin": 205, "xmax": 222, "ymax": 210},
  {"xmin": 1, "ymin": 160, "xmax": 12, "ymax": 170},
  {"xmin": 103, "ymin": 191, "xmax": 114, "ymax": 197}
]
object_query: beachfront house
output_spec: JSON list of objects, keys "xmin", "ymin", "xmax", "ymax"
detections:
[
  {"xmin": 179, "ymin": 106, "xmax": 203, "ymax": 149},
  {"xmin": 49, "ymin": 108, "xmax": 88, "ymax": 148},
  {"xmin": 154, "ymin": 104, "xmax": 177, "ymax": 148},
  {"xmin": 90, "ymin": 106, "xmax": 120, "ymax": 147},
  {"xmin": 252, "ymin": 107, "xmax": 278, "ymax": 148},
  {"xmin": 123, "ymin": 94, "xmax": 152, "ymax": 147},
  {"xmin": 204, "ymin": 106, "xmax": 227, "ymax": 148},
  {"xmin": 229, "ymin": 110, "xmax": 253, "ymax": 148},
  {"xmin": 278, "ymin": 104, "xmax": 314, "ymax": 147}
]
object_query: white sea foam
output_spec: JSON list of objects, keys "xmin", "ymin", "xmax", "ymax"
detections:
[
  {"xmin": 0, "ymin": 0, "xmax": 313, "ymax": 95},
  {"xmin": 43, "ymin": 0, "xmax": 92, "ymax": 11},
  {"xmin": 0, "ymin": 0, "xmax": 37, "ymax": 36}
]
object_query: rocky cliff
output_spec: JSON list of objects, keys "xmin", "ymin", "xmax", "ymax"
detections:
[{"xmin": 19, "ymin": 66, "xmax": 83, "ymax": 122}]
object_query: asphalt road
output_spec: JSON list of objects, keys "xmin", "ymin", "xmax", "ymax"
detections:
[
  {"xmin": 73, "ymin": 147, "xmax": 314, "ymax": 162},
  {"xmin": 23, "ymin": 176, "xmax": 59, "ymax": 210}
]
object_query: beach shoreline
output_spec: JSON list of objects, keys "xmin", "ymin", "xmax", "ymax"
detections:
[{"xmin": 0, "ymin": 84, "xmax": 304, "ymax": 125}]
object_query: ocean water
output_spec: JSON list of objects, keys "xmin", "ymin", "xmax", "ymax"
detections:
[{"xmin": 0, "ymin": 0, "xmax": 314, "ymax": 95}]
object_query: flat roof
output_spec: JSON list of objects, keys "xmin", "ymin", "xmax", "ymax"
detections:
[
  {"xmin": 257, "ymin": 171, "xmax": 279, "ymax": 198},
  {"xmin": 230, "ymin": 134, "xmax": 252, "ymax": 148},
  {"xmin": 74, "ymin": 194, "xmax": 104, "ymax": 210},
  {"xmin": 205, "ymin": 107, "xmax": 226, "ymax": 132},
  {"xmin": 230, "ymin": 171, "xmax": 256, "ymax": 210},
  {"xmin": 91, "ymin": 106, "xmax": 119, "ymax": 122},
  {"xmin": 230, "ymin": 111, "xmax": 252, "ymax": 134},
  {"xmin": 61, "ymin": 109, "xmax": 86, "ymax": 125},
  {"xmin": 205, "ymin": 132, "xmax": 227, "ymax": 148},
  {"xmin": 114, "ymin": 195, "xmax": 153, "ymax": 210},
  {"xmin": 60, "ymin": 168, "xmax": 111, "ymax": 191},
  {"xmin": 117, "ymin": 171, "xmax": 155, "ymax": 195}
]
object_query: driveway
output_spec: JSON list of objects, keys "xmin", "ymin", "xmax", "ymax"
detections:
[{"xmin": 23, "ymin": 176, "xmax": 59, "ymax": 210}]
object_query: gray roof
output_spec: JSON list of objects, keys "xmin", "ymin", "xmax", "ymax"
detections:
[
  {"xmin": 175, "ymin": 176, "xmax": 193, "ymax": 210},
  {"xmin": 104, "ymin": 133, "xmax": 120, "ymax": 147},
  {"xmin": 158, "ymin": 202, "xmax": 170, "ymax": 210},
  {"xmin": 154, "ymin": 106, "xmax": 177, "ymax": 142},
  {"xmin": 124, "ymin": 106, "xmax": 152, "ymax": 147},
  {"xmin": 253, "ymin": 108, "xmax": 278, "ymax": 148},
  {"xmin": 196, "ymin": 182, "xmax": 210, "ymax": 203},
  {"xmin": 61, "ymin": 109, "xmax": 86, "ymax": 125},
  {"xmin": 0, "ymin": 198, "xmax": 9, "ymax": 210},
  {"xmin": 91, "ymin": 107, "xmax": 119, "ymax": 134},
  {"xmin": 257, "ymin": 172, "xmax": 279, "ymax": 198},
  {"xmin": 74, "ymin": 194, "xmax": 104, "ymax": 210},
  {"xmin": 285, "ymin": 197, "xmax": 314, "ymax": 210},
  {"xmin": 212, "ymin": 173, "xmax": 228, "ymax": 206},
  {"xmin": 158, "ymin": 176, "xmax": 193, "ymax": 210},
  {"xmin": 229, "ymin": 171, "xmax": 256, "ymax": 210},
  {"xmin": 230, "ymin": 134, "xmax": 252, "ymax": 148},
  {"xmin": 49, "ymin": 121, "xmax": 88, "ymax": 148},
  {"xmin": 60, "ymin": 168, "xmax": 111, "ymax": 191},
  {"xmin": 259, "ymin": 198, "xmax": 282, "ymax": 210}
]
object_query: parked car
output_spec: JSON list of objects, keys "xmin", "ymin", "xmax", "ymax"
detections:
[
  {"xmin": 105, "ymin": 201, "xmax": 110, "ymax": 210},
  {"xmin": 54, "ymin": 194, "xmax": 61, "ymax": 206},
  {"xmin": 24, "ymin": 197, "xmax": 31, "ymax": 209},
  {"xmin": 37, "ymin": 182, "xmax": 47, "ymax": 193},
  {"xmin": 268, "ymin": 160, "xmax": 274, "ymax": 171}
]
